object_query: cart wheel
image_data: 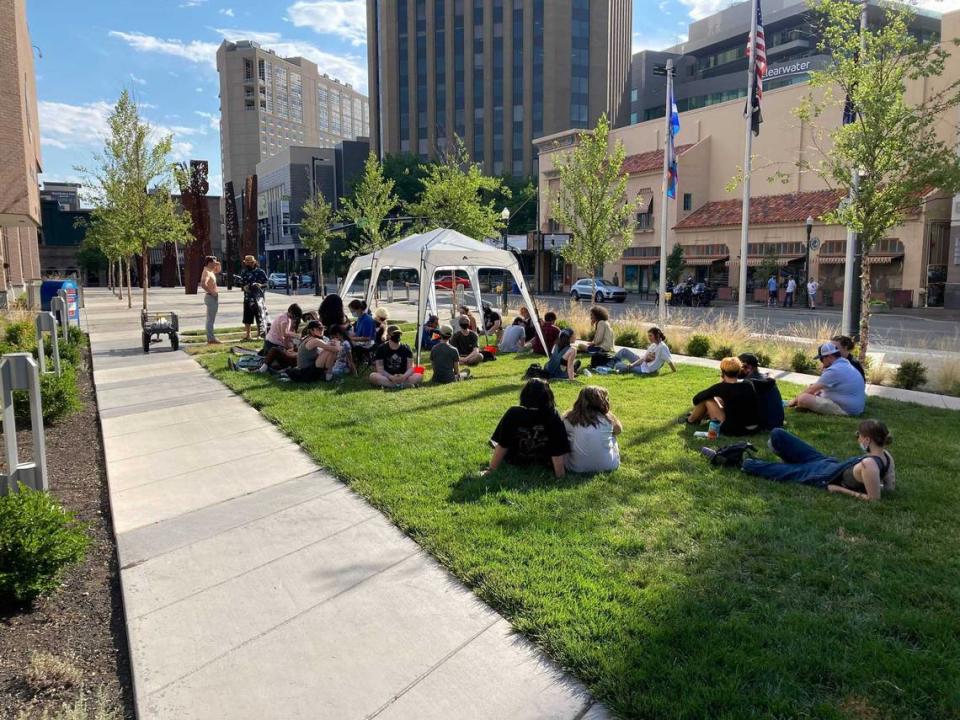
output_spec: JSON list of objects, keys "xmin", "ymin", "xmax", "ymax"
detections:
[
  {"xmin": 170, "ymin": 333, "xmax": 180, "ymax": 351},
  {"xmin": 142, "ymin": 332, "xmax": 151, "ymax": 353}
]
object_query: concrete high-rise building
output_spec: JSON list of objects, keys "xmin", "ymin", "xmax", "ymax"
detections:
[
  {"xmin": 217, "ymin": 40, "xmax": 370, "ymax": 213},
  {"xmin": 367, "ymin": 0, "xmax": 632, "ymax": 177},
  {"xmin": 0, "ymin": 0, "xmax": 43, "ymax": 302}
]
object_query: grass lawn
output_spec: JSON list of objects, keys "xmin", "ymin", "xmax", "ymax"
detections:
[{"xmin": 198, "ymin": 351, "xmax": 960, "ymax": 719}]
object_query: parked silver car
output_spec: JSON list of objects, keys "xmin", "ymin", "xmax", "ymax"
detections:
[{"xmin": 570, "ymin": 278, "xmax": 627, "ymax": 303}]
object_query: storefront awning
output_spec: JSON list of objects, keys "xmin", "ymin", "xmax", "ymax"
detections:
[
  {"xmin": 628, "ymin": 257, "xmax": 660, "ymax": 266},
  {"xmin": 727, "ymin": 256, "xmax": 804, "ymax": 267},
  {"xmin": 686, "ymin": 255, "xmax": 729, "ymax": 266},
  {"xmin": 819, "ymin": 254, "xmax": 903, "ymax": 265}
]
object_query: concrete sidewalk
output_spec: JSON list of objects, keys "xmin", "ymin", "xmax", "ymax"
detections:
[{"xmin": 85, "ymin": 288, "xmax": 605, "ymax": 720}]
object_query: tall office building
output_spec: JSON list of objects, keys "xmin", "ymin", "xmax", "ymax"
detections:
[
  {"xmin": 367, "ymin": 0, "xmax": 632, "ymax": 177},
  {"xmin": 217, "ymin": 40, "xmax": 370, "ymax": 210}
]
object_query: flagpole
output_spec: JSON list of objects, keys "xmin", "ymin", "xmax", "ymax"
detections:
[
  {"xmin": 658, "ymin": 58, "xmax": 674, "ymax": 328},
  {"xmin": 737, "ymin": 0, "xmax": 760, "ymax": 326}
]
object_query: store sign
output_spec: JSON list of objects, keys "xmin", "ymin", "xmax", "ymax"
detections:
[
  {"xmin": 543, "ymin": 233, "xmax": 570, "ymax": 250},
  {"xmin": 766, "ymin": 60, "xmax": 811, "ymax": 79}
]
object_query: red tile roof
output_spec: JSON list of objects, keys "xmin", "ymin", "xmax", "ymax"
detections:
[
  {"xmin": 622, "ymin": 145, "xmax": 694, "ymax": 175},
  {"xmin": 674, "ymin": 189, "xmax": 847, "ymax": 230}
]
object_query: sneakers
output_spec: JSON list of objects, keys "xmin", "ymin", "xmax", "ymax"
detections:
[
  {"xmin": 580, "ymin": 368, "xmax": 592, "ymax": 377},
  {"xmin": 227, "ymin": 357, "xmax": 237, "ymax": 371},
  {"xmin": 462, "ymin": 368, "xmax": 472, "ymax": 381},
  {"xmin": 676, "ymin": 413, "xmax": 692, "ymax": 425}
]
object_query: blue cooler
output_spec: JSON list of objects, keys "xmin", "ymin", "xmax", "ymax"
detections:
[{"xmin": 40, "ymin": 279, "xmax": 80, "ymax": 322}]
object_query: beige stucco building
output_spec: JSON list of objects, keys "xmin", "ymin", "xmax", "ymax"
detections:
[
  {"xmin": 0, "ymin": 0, "xmax": 43, "ymax": 301},
  {"xmin": 536, "ymin": 9, "xmax": 960, "ymax": 308}
]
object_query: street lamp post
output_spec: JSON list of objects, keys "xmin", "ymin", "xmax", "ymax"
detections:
[
  {"xmin": 501, "ymin": 206, "xmax": 511, "ymax": 313},
  {"xmin": 804, "ymin": 215, "xmax": 813, "ymax": 302}
]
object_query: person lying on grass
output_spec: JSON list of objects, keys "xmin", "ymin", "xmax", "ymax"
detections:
[
  {"xmin": 369, "ymin": 325, "xmax": 423, "ymax": 389},
  {"xmin": 563, "ymin": 385, "xmax": 621, "ymax": 474},
  {"xmin": 613, "ymin": 326, "xmax": 676, "ymax": 375},
  {"xmin": 741, "ymin": 420, "xmax": 896, "ymax": 501},
  {"xmin": 430, "ymin": 324, "xmax": 471, "ymax": 383},
  {"xmin": 483, "ymin": 378, "xmax": 570, "ymax": 478},
  {"xmin": 544, "ymin": 328, "xmax": 580, "ymax": 381},
  {"xmin": 679, "ymin": 356, "xmax": 760, "ymax": 436}
]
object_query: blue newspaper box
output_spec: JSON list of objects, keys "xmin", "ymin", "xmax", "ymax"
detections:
[{"xmin": 40, "ymin": 279, "xmax": 80, "ymax": 322}]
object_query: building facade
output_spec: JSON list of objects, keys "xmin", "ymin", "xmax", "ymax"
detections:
[
  {"xmin": 0, "ymin": 0, "xmax": 43, "ymax": 302},
  {"xmin": 537, "ymin": 8, "xmax": 960, "ymax": 308},
  {"xmin": 627, "ymin": 0, "xmax": 940, "ymax": 125},
  {"xmin": 217, "ymin": 40, "xmax": 370, "ymax": 215},
  {"xmin": 367, "ymin": 0, "xmax": 632, "ymax": 177},
  {"xmin": 38, "ymin": 184, "xmax": 91, "ymax": 282},
  {"xmin": 256, "ymin": 139, "xmax": 370, "ymax": 273}
]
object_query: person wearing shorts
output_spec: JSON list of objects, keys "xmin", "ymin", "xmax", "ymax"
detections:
[{"xmin": 787, "ymin": 341, "xmax": 866, "ymax": 416}]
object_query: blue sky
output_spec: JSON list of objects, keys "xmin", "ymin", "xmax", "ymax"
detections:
[{"xmin": 26, "ymin": 0, "xmax": 949, "ymax": 200}]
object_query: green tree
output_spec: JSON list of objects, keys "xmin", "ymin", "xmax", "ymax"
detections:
[
  {"xmin": 339, "ymin": 154, "xmax": 402, "ymax": 256},
  {"xmin": 78, "ymin": 91, "xmax": 192, "ymax": 310},
  {"xmin": 797, "ymin": 0, "xmax": 960, "ymax": 357},
  {"xmin": 492, "ymin": 175, "xmax": 537, "ymax": 233},
  {"xmin": 299, "ymin": 193, "xmax": 342, "ymax": 294},
  {"xmin": 407, "ymin": 136, "xmax": 508, "ymax": 240},
  {"xmin": 551, "ymin": 114, "xmax": 640, "ymax": 300},
  {"xmin": 666, "ymin": 243, "xmax": 686, "ymax": 284},
  {"xmin": 755, "ymin": 246, "xmax": 780, "ymax": 292},
  {"xmin": 382, "ymin": 152, "xmax": 432, "ymax": 206}
]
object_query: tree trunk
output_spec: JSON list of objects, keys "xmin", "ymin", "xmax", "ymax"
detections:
[
  {"xmin": 317, "ymin": 254, "xmax": 324, "ymax": 297},
  {"xmin": 126, "ymin": 257, "xmax": 133, "ymax": 310},
  {"xmin": 592, "ymin": 276, "xmax": 598, "ymax": 305},
  {"xmin": 141, "ymin": 241, "xmax": 149, "ymax": 311},
  {"xmin": 858, "ymin": 258, "xmax": 872, "ymax": 362},
  {"xmin": 118, "ymin": 259, "xmax": 125, "ymax": 301},
  {"xmin": 108, "ymin": 261, "xmax": 113, "ymax": 293}
]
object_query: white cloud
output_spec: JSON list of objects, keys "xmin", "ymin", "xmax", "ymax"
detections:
[
  {"xmin": 195, "ymin": 110, "xmax": 220, "ymax": 131},
  {"xmin": 108, "ymin": 30, "xmax": 218, "ymax": 68},
  {"xmin": 678, "ymin": 0, "xmax": 735, "ymax": 21},
  {"xmin": 916, "ymin": 0, "xmax": 960, "ymax": 11},
  {"xmin": 129, "ymin": 73, "xmax": 147, "ymax": 85},
  {"xmin": 632, "ymin": 30, "xmax": 688, "ymax": 53},
  {"xmin": 219, "ymin": 7, "xmax": 235, "ymax": 16},
  {"xmin": 214, "ymin": 27, "xmax": 367, "ymax": 90},
  {"xmin": 286, "ymin": 0, "xmax": 366, "ymax": 46},
  {"xmin": 180, "ymin": 0, "xmax": 207, "ymax": 7}
]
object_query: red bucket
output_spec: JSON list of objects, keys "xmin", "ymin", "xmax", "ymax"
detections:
[
  {"xmin": 414, "ymin": 365, "xmax": 425, "ymax": 374},
  {"xmin": 483, "ymin": 345, "xmax": 498, "ymax": 355}
]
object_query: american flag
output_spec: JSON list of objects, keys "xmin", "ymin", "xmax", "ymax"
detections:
[{"xmin": 745, "ymin": 0, "xmax": 767, "ymax": 135}]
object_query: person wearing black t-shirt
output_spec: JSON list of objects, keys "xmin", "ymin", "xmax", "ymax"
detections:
[
  {"xmin": 738, "ymin": 352, "xmax": 785, "ymax": 430},
  {"xmin": 369, "ymin": 325, "xmax": 424, "ymax": 389},
  {"xmin": 832, "ymin": 335, "xmax": 866, "ymax": 381},
  {"xmin": 484, "ymin": 379, "xmax": 571, "ymax": 477},
  {"xmin": 680, "ymin": 356, "xmax": 760, "ymax": 436},
  {"xmin": 451, "ymin": 317, "xmax": 483, "ymax": 365}
]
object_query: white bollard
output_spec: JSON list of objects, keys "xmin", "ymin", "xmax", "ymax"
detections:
[
  {"xmin": 0, "ymin": 354, "xmax": 47, "ymax": 494},
  {"xmin": 34, "ymin": 312, "xmax": 62, "ymax": 377}
]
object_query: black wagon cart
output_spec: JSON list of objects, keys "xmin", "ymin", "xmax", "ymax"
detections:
[{"xmin": 141, "ymin": 309, "xmax": 180, "ymax": 352}]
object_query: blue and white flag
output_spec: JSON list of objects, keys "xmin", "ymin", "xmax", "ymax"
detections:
[{"xmin": 666, "ymin": 90, "xmax": 680, "ymax": 199}]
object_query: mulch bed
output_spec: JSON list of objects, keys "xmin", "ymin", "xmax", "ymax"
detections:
[{"xmin": 0, "ymin": 348, "xmax": 134, "ymax": 719}]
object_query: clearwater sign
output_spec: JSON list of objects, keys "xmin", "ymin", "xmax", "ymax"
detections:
[{"xmin": 766, "ymin": 60, "xmax": 811, "ymax": 79}]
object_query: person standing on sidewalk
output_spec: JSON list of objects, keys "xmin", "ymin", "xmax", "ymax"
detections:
[
  {"xmin": 807, "ymin": 278, "xmax": 819, "ymax": 309},
  {"xmin": 201, "ymin": 256, "xmax": 221, "ymax": 345},
  {"xmin": 784, "ymin": 276, "xmax": 797, "ymax": 308},
  {"xmin": 767, "ymin": 275, "xmax": 779, "ymax": 307},
  {"xmin": 240, "ymin": 255, "xmax": 269, "ymax": 340}
]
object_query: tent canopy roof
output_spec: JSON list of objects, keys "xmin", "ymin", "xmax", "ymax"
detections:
[{"xmin": 353, "ymin": 228, "xmax": 519, "ymax": 272}]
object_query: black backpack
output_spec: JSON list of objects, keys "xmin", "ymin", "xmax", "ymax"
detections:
[
  {"xmin": 522, "ymin": 363, "xmax": 551, "ymax": 380},
  {"xmin": 705, "ymin": 442, "xmax": 758, "ymax": 468}
]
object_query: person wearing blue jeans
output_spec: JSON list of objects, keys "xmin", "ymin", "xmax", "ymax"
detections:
[{"xmin": 742, "ymin": 421, "xmax": 896, "ymax": 501}]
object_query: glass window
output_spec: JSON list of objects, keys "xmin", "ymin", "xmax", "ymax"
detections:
[{"xmin": 683, "ymin": 193, "xmax": 692, "ymax": 211}]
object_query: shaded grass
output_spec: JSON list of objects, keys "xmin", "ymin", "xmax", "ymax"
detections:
[{"xmin": 198, "ymin": 352, "xmax": 960, "ymax": 719}]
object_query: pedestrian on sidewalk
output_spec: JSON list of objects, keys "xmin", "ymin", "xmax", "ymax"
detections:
[
  {"xmin": 201, "ymin": 256, "xmax": 221, "ymax": 344},
  {"xmin": 784, "ymin": 276, "xmax": 797, "ymax": 308},
  {"xmin": 767, "ymin": 275, "xmax": 778, "ymax": 307},
  {"xmin": 807, "ymin": 278, "xmax": 819, "ymax": 309}
]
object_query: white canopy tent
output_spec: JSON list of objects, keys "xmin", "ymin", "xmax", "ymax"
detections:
[{"xmin": 340, "ymin": 227, "xmax": 548, "ymax": 364}]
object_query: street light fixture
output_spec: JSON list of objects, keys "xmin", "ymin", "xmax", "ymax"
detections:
[
  {"xmin": 501, "ymin": 206, "xmax": 511, "ymax": 313},
  {"xmin": 804, "ymin": 215, "xmax": 814, "ymax": 300}
]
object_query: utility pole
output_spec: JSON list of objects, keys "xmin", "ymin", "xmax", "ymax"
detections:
[
  {"xmin": 654, "ymin": 59, "xmax": 675, "ymax": 327},
  {"xmin": 737, "ymin": 0, "xmax": 760, "ymax": 326},
  {"xmin": 842, "ymin": 1, "xmax": 867, "ymax": 338}
]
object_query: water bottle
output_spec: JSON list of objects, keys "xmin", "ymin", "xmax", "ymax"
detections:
[{"xmin": 708, "ymin": 420, "xmax": 721, "ymax": 440}]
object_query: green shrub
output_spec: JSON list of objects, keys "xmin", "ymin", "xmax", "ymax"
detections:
[
  {"xmin": 753, "ymin": 351, "xmax": 772, "ymax": 368},
  {"xmin": 556, "ymin": 319, "xmax": 571, "ymax": 331},
  {"xmin": 44, "ymin": 336, "xmax": 81, "ymax": 368},
  {"xmin": 14, "ymin": 362, "xmax": 81, "ymax": 426},
  {"xmin": 67, "ymin": 325, "xmax": 85, "ymax": 347},
  {"xmin": 894, "ymin": 361, "xmax": 928, "ymax": 391},
  {"xmin": 5, "ymin": 321, "xmax": 36, "ymax": 351},
  {"xmin": 0, "ymin": 485, "xmax": 89, "ymax": 606},
  {"xmin": 686, "ymin": 334, "xmax": 711, "ymax": 357},
  {"xmin": 791, "ymin": 350, "xmax": 818, "ymax": 374},
  {"xmin": 615, "ymin": 329, "xmax": 643, "ymax": 349},
  {"xmin": 711, "ymin": 345, "xmax": 735, "ymax": 361}
]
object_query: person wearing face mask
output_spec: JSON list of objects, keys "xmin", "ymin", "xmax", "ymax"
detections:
[
  {"xmin": 451, "ymin": 316, "xmax": 483, "ymax": 366},
  {"xmin": 369, "ymin": 325, "xmax": 424, "ymax": 389},
  {"xmin": 740, "ymin": 420, "xmax": 896, "ymax": 501}
]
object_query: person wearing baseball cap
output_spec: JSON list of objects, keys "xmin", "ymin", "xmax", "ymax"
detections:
[
  {"xmin": 430, "ymin": 324, "xmax": 471, "ymax": 384},
  {"xmin": 786, "ymin": 341, "xmax": 865, "ymax": 416},
  {"xmin": 239, "ymin": 255, "xmax": 268, "ymax": 340},
  {"xmin": 738, "ymin": 352, "xmax": 784, "ymax": 430},
  {"xmin": 369, "ymin": 325, "xmax": 423, "ymax": 389}
]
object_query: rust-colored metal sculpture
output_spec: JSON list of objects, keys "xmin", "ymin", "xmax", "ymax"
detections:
[
  {"xmin": 177, "ymin": 160, "xmax": 211, "ymax": 295},
  {"xmin": 224, "ymin": 181, "xmax": 240, "ymax": 290},
  {"xmin": 160, "ymin": 242, "xmax": 178, "ymax": 287},
  {"xmin": 240, "ymin": 174, "xmax": 258, "ymax": 260}
]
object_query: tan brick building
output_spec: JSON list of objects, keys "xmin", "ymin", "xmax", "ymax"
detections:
[{"xmin": 0, "ymin": 0, "xmax": 43, "ymax": 301}]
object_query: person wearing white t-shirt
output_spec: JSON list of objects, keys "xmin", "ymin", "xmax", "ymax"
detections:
[
  {"xmin": 613, "ymin": 327, "xmax": 677, "ymax": 375},
  {"xmin": 806, "ymin": 279, "xmax": 819, "ymax": 309},
  {"xmin": 563, "ymin": 386, "xmax": 622, "ymax": 474},
  {"xmin": 784, "ymin": 277, "xmax": 797, "ymax": 307}
]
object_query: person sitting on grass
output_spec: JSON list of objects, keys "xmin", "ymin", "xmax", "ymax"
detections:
[
  {"xmin": 279, "ymin": 324, "xmax": 349, "ymax": 383},
  {"xmin": 614, "ymin": 327, "xmax": 676, "ymax": 375},
  {"xmin": 482, "ymin": 302, "xmax": 503, "ymax": 340},
  {"xmin": 526, "ymin": 311, "xmax": 560, "ymax": 356},
  {"xmin": 430, "ymin": 324, "xmax": 471, "ymax": 383},
  {"xmin": 740, "ymin": 420, "xmax": 895, "ymax": 501},
  {"xmin": 319, "ymin": 293, "xmax": 347, "ymax": 331},
  {"xmin": 348, "ymin": 299, "xmax": 376, "ymax": 348},
  {"xmin": 260, "ymin": 303, "xmax": 303, "ymax": 372},
  {"xmin": 679, "ymin": 356, "xmax": 760, "ymax": 436},
  {"xmin": 295, "ymin": 320, "xmax": 326, "ymax": 370},
  {"xmin": 498, "ymin": 319, "xmax": 527, "ymax": 353},
  {"xmin": 483, "ymin": 378, "xmax": 570, "ymax": 478},
  {"xmin": 738, "ymin": 352, "xmax": 785, "ymax": 430},
  {"xmin": 831, "ymin": 335, "xmax": 866, "ymax": 381},
  {"xmin": 514, "ymin": 306, "xmax": 536, "ymax": 342},
  {"xmin": 458, "ymin": 305, "xmax": 479, "ymax": 333},
  {"xmin": 544, "ymin": 328, "xmax": 580, "ymax": 380},
  {"xmin": 373, "ymin": 307, "xmax": 390, "ymax": 345},
  {"xmin": 419, "ymin": 314, "xmax": 441, "ymax": 351},
  {"xmin": 787, "ymin": 341, "xmax": 866, "ymax": 417},
  {"xmin": 451, "ymin": 316, "xmax": 483, "ymax": 366},
  {"xmin": 580, "ymin": 305, "xmax": 615, "ymax": 368},
  {"xmin": 328, "ymin": 325, "xmax": 356, "ymax": 380},
  {"xmin": 563, "ymin": 385, "xmax": 621, "ymax": 474},
  {"xmin": 369, "ymin": 325, "xmax": 424, "ymax": 389}
]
